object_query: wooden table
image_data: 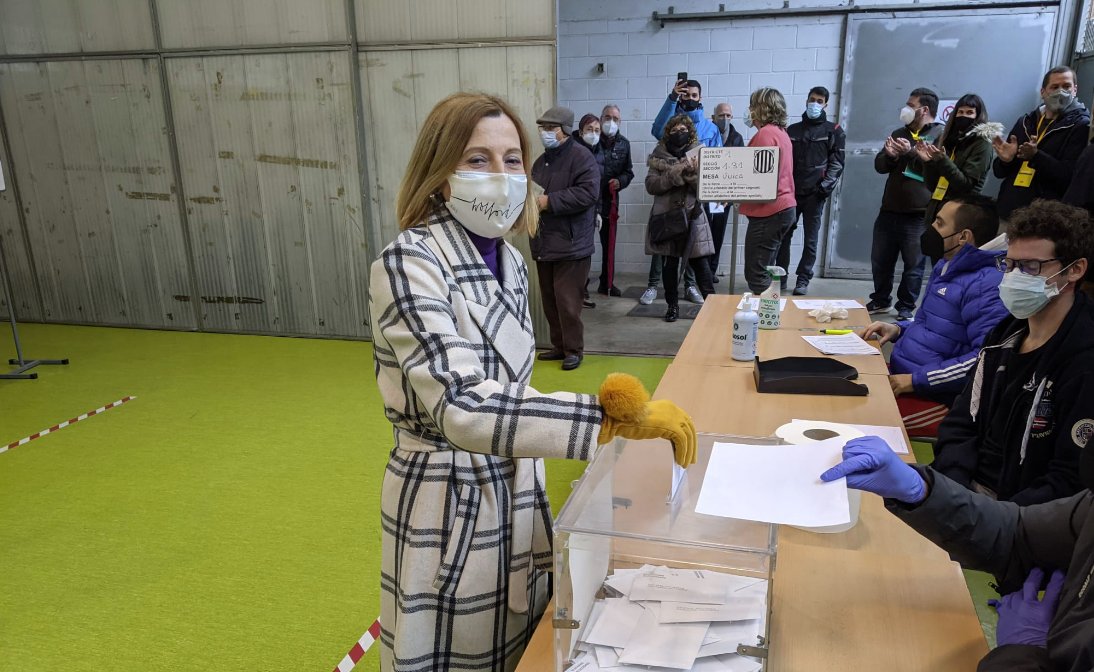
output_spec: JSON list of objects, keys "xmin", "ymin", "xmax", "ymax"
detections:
[
  {"xmin": 678, "ymin": 295, "xmax": 886, "ymax": 374},
  {"xmin": 515, "ymin": 294, "xmax": 989, "ymax": 672}
]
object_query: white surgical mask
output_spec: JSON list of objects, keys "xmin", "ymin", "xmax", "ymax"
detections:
[
  {"xmin": 445, "ymin": 171, "xmax": 527, "ymax": 239},
  {"xmin": 997, "ymin": 264, "xmax": 1073, "ymax": 319},
  {"xmin": 743, "ymin": 111, "xmax": 754, "ymax": 128},
  {"xmin": 806, "ymin": 102, "xmax": 824, "ymax": 119},
  {"xmin": 582, "ymin": 132, "xmax": 600, "ymax": 147},
  {"xmin": 540, "ymin": 130, "xmax": 560, "ymax": 149},
  {"xmin": 603, "ymin": 120, "xmax": 619, "ymax": 136},
  {"xmin": 1045, "ymin": 89, "xmax": 1074, "ymax": 113},
  {"xmin": 899, "ymin": 106, "xmax": 917, "ymax": 125}
]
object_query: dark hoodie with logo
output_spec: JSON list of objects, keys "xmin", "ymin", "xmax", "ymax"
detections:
[
  {"xmin": 932, "ymin": 290, "xmax": 1094, "ymax": 506},
  {"xmin": 994, "ymin": 101, "xmax": 1091, "ymax": 219}
]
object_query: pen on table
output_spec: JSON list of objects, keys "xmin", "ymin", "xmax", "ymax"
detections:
[{"xmin": 800, "ymin": 328, "xmax": 861, "ymax": 334}]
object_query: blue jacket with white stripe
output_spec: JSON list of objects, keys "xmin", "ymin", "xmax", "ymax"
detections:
[{"xmin": 890, "ymin": 243, "xmax": 1009, "ymax": 397}]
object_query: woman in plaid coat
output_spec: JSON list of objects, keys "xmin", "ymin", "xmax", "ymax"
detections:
[{"xmin": 369, "ymin": 93, "xmax": 697, "ymax": 672}]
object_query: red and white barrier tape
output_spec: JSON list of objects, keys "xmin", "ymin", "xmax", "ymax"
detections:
[
  {"xmin": 2, "ymin": 396, "xmax": 136, "ymax": 454},
  {"xmin": 333, "ymin": 618, "xmax": 381, "ymax": 672}
]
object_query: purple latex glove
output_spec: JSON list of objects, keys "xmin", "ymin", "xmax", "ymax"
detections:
[
  {"xmin": 820, "ymin": 436, "xmax": 927, "ymax": 503},
  {"xmin": 988, "ymin": 568, "xmax": 1066, "ymax": 647}
]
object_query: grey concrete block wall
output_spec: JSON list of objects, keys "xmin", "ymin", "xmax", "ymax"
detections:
[{"xmin": 559, "ymin": 0, "xmax": 853, "ymax": 281}]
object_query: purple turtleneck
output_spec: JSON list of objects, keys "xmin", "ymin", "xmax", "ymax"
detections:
[{"xmin": 463, "ymin": 227, "xmax": 502, "ymax": 282}]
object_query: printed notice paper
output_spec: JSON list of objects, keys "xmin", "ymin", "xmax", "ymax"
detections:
[
  {"xmin": 695, "ymin": 440, "xmax": 851, "ymax": 527},
  {"xmin": 801, "ymin": 333, "xmax": 882, "ymax": 356}
]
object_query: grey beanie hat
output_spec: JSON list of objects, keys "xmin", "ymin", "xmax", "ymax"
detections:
[{"xmin": 536, "ymin": 106, "xmax": 574, "ymax": 136}]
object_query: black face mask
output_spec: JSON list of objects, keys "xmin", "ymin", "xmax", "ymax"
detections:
[
  {"xmin": 678, "ymin": 99, "xmax": 700, "ymax": 113},
  {"xmin": 950, "ymin": 116, "xmax": 975, "ymax": 138},
  {"xmin": 920, "ymin": 226, "xmax": 962, "ymax": 262},
  {"xmin": 667, "ymin": 130, "xmax": 689, "ymax": 147}
]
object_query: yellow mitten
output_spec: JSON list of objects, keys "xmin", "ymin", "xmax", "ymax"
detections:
[{"xmin": 597, "ymin": 373, "xmax": 698, "ymax": 467}]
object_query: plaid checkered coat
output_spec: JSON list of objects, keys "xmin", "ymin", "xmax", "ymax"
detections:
[{"xmin": 370, "ymin": 208, "xmax": 604, "ymax": 672}]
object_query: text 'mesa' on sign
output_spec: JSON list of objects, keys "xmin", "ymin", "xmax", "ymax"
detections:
[{"xmin": 698, "ymin": 146, "xmax": 780, "ymax": 203}]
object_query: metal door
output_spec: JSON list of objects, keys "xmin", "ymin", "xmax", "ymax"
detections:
[{"xmin": 827, "ymin": 9, "xmax": 1057, "ymax": 278}]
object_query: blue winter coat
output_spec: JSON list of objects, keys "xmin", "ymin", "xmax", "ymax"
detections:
[
  {"xmin": 890, "ymin": 244, "xmax": 1010, "ymax": 396},
  {"xmin": 651, "ymin": 97, "xmax": 723, "ymax": 148}
]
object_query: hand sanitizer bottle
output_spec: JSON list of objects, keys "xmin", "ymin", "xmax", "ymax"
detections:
[{"xmin": 732, "ymin": 292, "xmax": 760, "ymax": 361}]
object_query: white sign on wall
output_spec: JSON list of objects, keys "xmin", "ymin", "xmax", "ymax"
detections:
[
  {"xmin": 937, "ymin": 99, "xmax": 959, "ymax": 124},
  {"xmin": 697, "ymin": 146, "xmax": 780, "ymax": 203}
]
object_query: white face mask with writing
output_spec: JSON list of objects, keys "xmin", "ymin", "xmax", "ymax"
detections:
[{"xmin": 445, "ymin": 171, "xmax": 527, "ymax": 239}]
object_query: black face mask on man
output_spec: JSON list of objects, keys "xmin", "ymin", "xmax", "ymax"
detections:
[
  {"xmin": 678, "ymin": 98, "xmax": 700, "ymax": 113},
  {"xmin": 920, "ymin": 226, "xmax": 963, "ymax": 262}
]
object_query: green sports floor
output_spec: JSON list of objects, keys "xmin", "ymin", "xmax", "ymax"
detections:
[{"xmin": 0, "ymin": 324, "xmax": 995, "ymax": 671}]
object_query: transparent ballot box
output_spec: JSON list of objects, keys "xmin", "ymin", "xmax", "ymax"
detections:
[{"xmin": 552, "ymin": 434, "xmax": 778, "ymax": 672}]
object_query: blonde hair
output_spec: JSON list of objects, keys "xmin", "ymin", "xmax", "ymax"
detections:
[
  {"xmin": 395, "ymin": 92, "xmax": 539, "ymax": 236},
  {"xmin": 749, "ymin": 87, "xmax": 788, "ymax": 129}
]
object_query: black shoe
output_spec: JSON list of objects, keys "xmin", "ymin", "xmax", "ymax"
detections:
[
  {"xmin": 597, "ymin": 284, "xmax": 609, "ymax": 296},
  {"xmin": 609, "ymin": 286, "xmax": 622, "ymax": 297},
  {"xmin": 562, "ymin": 355, "xmax": 583, "ymax": 371},
  {"xmin": 537, "ymin": 349, "xmax": 564, "ymax": 361},
  {"xmin": 896, "ymin": 308, "xmax": 915, "ymax": 322},
  {"xmin": 866, "ymin": 300, "xmax": 893, "ymax": 315},
  {"xmin": 793, "ymin": 281, "xmax": 809, "ymax": 296},
  {"xmin": 664, "ymin": 304, "xmax": 679, "ymax": 322},
  {"xmin": 712, "ymin": 276, "xmax": 720, "ymax": 284},
  {"xmin": 583, "ymin": 299, "xmax": 596, "ymax": 309}
]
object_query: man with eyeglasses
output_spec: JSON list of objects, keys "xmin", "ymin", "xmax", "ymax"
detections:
[{"xmin": 931, "ymin": 199, "xmax": 1094, "ymax": 505}]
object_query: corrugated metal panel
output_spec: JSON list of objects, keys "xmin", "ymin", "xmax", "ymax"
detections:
[
  {"xmin": 0, "ymin": 124, "xmax": 42, "ymax": 321},
  {"xmin": 166, "ymin": 52, "xmax": 369, "ymax": 337},
  {"xmin": 356, "ymin": 0, "xmax": 552, "ymax": 43},
  {"xmin": 155, "ymin": 0, "xmax": 348, "ymax": 49},
  {"xmin": 360, "ymin": 45, "xmax": 555, "ymax": 346},
  {"xmin": 0, "ymin": 0, "xmax": 155, "ymax": 55},
  {"xmin": 0, "ymin": 59, "xmax": 196, "ymax": 328}
]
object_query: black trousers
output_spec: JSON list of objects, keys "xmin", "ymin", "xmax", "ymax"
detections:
[
  {"xmin": 708, "ymin": 209, "xmax": 729, "ymax": 275},
  {"xmin": 663, "ymin": 256, "xmax": 715, "ymax": 305}
]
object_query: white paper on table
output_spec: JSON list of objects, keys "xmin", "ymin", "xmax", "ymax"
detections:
[
  {"xmin": 594, "ymin": 645, "xmax": 620, "ymax": 668},
  {"xmin": 695, "ymin": 619, "xmax": 765, "ymax": 658},
  {"xmin": 792, "ymin": 419, "xmax": 910, "ymax": 455},
  {"xmin": 737, "ymin": 297, "xmax": 787, "ymax": 311},
  {"xmin": 792, "ymin": 299, "xmax": 865, "ymax": 310},
  {"xmin": 658, "ymin": 597, "xmax": 765, "ymax": 624},
  {"xmin": 695, "ymin": 439, "xmax": 851, "ymax": 527},
  {"xmin": 629, "ymin": 566, "xmax": 727, "ymax": 604},
  {"xmin": 618, "ymin": 609, "xmax": 708, "ymax": 670},
  {"xmin": 801, "ymin": 333, "xmax": 882, "ymax": 356},
  {"xmin": 583, "ymin": 598, "xmax": 647, "ymax": 649}
]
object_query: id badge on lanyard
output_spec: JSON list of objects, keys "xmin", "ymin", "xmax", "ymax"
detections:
[
  {"xmin": 903, "ymin": 129, "xmax": 930, "ymax": 182},
  {"xmin": 1015, "ymin": 116, "xmax": 1052, "ymax": 188},
  {"xmin": 932, "ymin": 149, "xmax": 956, "ymax": 200}
]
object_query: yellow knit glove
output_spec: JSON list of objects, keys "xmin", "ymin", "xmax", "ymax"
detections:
[{"xmin": 597, "ymin": 373, "xmax": 698, "ymax": 468}]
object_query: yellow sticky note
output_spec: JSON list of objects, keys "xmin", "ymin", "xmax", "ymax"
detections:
[
  {"xmin": 932, "ymin": 176, "xmax": 949, "ymax": 201},
  {"xmin": 1014, "ymin": 161, "xmax": 1035, "ymax": 188}
]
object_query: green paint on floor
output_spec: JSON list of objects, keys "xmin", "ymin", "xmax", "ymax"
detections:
[{"xmin": 0, "ymin": 324, "xmax": 669, "ymax": 671}]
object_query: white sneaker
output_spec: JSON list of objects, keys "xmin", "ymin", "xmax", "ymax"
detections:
[
  {"xmin": 685, "ymin": 286, "xmax": 705, "ymax": 304},
  {"xmin": 639, "ymin": 287, "xmax": 657, "ymax": 305}
]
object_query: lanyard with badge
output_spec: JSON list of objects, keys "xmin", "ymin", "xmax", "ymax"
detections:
[
  {"xmin": 902, "ymin": 127, "xmax": 931, "ymax": 182},
  {"xmin": 1014, "ymin": 115, "xmax": 1053, "ymax": 188},
  {"xmin": 931, "ymin": 148, "xmax": 958, "ymax": 201}
]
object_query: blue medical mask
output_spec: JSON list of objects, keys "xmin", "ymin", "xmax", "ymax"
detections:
[
  {"xmin": 998, "ymin": 263, "xmax": 1073, "ymax": 319},
  {"xmin": 540, "ymin": 130, "xmax": 560, "ymax": 149},
  {"xmin": 743, "ymin": 111, "xmax": 754, "ymax": 128},
  {"xmin": 806, "ymin": 102, "xmax": 824, "ymax": 119}
]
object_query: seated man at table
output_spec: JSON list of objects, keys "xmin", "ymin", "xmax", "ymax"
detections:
[
  {"xmin": 930, "ymin": 199, "xmax": 1094, "ymax": 505},
  {"xmin": 861, "ymin": 194, "xmax": 1009, "ymax": 436},
  {"xmin": 821, "ymin": 436, "xmax": 1093, "ymax": 672}
]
